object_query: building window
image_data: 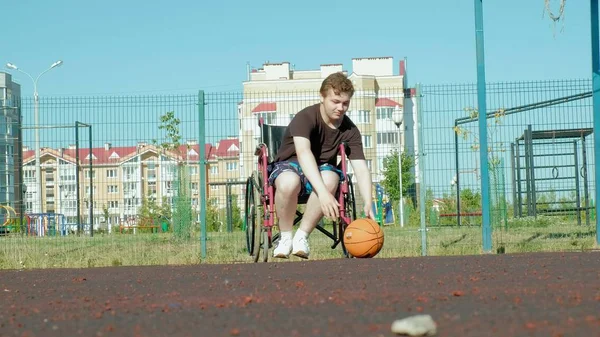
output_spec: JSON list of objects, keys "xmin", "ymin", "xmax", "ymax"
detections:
[
  {"xmin": 376, "ymin": 132, "xmax": 398, "ymax": 145},
  {"xmin": 123, "ymin": 166, "xmax": 137, "ymax": 180},
  {"xmin": 147, "ymin": 164, "xmax": 156, "ymax": 180},
  {"xmin": 59, "ymin": 167, "xmax": 76, "ymax": 181},
  {"xmin": 108, "ymin": 185, "xmax": 118, "ymax": 193},
  {"xmin": 256, "ymin": 112, "xmax": 275, "ymax": 125},
  {"xmin": 378, "ymin": 158, "xmax": 384, "ymax": 172},
  {"xmin": 109, "ymin": 201, "xmax": 119, "ymax": 209},
  {"xmin": 351, "ymin": 110, "xmax": 371, "ymax": 124},
  {"xmin": 106, "ymin": 169, "xmax": 117, "ymax": 178},
  {"xmin": 362, "ymin": 135, "xmax": 372, "ymax": 148},
  {"xmin": 211, "ymin": 185, "xmax": 219, "ymax": 191},
  {"xmin": 210, "ymin": 166, "xmax": 218, "ymax": 175},
  {"xmin": 85, "ymin": 170, "xmax": 96, "ymax": 179},
  {"xmin": 24, "ymin": 170, "xmax": 35, "ymax": 182},
  {"xmin": 226, "ymin": 162, "xmax": 237, "ymax": 171},
  {"xmin": 376, "ymin": 107, "xmax": 394, "ymax": 120},
  {"xmin": 148, "ymin": 181, "xmax": 157, "ymax": 196}
]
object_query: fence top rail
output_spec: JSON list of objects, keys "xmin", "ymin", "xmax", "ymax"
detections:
[{"xmin": 516, "ymin": 128, "xmax": 594, "ymax": 141}]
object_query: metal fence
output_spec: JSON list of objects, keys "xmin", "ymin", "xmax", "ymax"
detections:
[
  {"xmin": 420, "ymin": 79, "xmax": 596, "ymax": 255},
  {"xmin": 0, "ymin": 78, "xmax": 598, "ymax": 269}
]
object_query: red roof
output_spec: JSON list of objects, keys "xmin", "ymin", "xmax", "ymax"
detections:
[
  {"xmin": 23, "ymin": 143, "xmax": 215, "ymax": 165},
  {"xmin": 213, "ymin": 139, "xmax": 239, "ymax": 158},
  {"xmin": 23, "ymin": 138, "xmax": 240, "ymax": 165},
  {"xmin": 252, "ymin": 102, "xmax": 277, "ymax": 113},
  {"xmin": 375, "ymin": 98, "xmax": 401, "ymax": 107}
]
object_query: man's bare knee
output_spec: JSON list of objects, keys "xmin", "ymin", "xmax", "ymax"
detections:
[
  {"xmin": 275, "ymin": 172, "xmax": 301, "ymax": 198},
  {"xmin": 321, "ymin": 171, "xmax": 340, "ymax": 193}
]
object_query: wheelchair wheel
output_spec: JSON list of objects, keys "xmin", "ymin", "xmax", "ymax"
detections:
[{"xmin": 244, "ymin": 176, "xmax": 261, "ymax": 262}]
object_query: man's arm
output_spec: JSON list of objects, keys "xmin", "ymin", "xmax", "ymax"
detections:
[
  {"xmin": 350, "ymin": 159, "xmax": 374, "ymax": 219},
  {"xmin": 294, "ymin": 136, "xmax": 340, "ymax": 219}
]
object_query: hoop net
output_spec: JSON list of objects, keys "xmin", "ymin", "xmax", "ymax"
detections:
[{"xmin": 544, "ymin": 0, "xmax": 566, "ymax": 36}]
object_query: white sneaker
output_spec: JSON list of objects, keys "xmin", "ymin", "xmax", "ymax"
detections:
[
  {"xmin": 292, "ymin": 236, "xmax": 310, "ymax": 259},
  {"xmin": 273, "ymin": 235, "xmax": 292, "ymax": 258}
]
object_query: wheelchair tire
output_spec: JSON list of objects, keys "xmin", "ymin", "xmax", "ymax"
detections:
[{"xmin": 244, "ymin": 176, "xmax": 261, "ymax": 261}]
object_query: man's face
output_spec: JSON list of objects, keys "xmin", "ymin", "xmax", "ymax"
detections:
[{"xmin": 321, "ymin": 88, "xmax": 351, "ymax": 121}]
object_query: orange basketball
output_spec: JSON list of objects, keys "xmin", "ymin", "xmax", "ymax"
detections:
[{"xmin": 343, "ymin": 218, "xmax": 384, "ymax": 258}]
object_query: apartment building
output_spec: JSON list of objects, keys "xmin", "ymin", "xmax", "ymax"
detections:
[
  {"xmin": 0, "ymin": 72, "xmax": 22, "ymax": 214},
  {"xmin": 238, "ymin": 57, "xmax": 418, "ymax": 187},
  {"xmin": 21, "ymin": 139, "xmax": 240, "ymax": 229},
  {"xmin": 206, "ymin": 137, "xmax": 243, "ymax": 208}
]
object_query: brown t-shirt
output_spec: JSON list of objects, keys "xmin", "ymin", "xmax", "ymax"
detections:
[{"xmin": 274, "ymin": 103, "xmax": 365, "ymax": 165}]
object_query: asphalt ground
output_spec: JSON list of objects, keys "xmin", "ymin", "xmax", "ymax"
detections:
[{"xmin": 1, "ymin": 252, "xmax": 599, "ymax": 337}]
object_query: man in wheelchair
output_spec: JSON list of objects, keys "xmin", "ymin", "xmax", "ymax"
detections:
[{"xmin": 269, "ymin": 72, "xmax": 374, "ymax": 259}]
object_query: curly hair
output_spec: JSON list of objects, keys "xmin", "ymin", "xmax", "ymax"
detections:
[{"xmin": 319, "ymin": 72, "xmax": 354, "ymax": 98}]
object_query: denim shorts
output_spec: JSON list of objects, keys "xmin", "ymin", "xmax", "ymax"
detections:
[{"xmin": 267, "ymin": 161, "xmax": 344, "ymax": 197}]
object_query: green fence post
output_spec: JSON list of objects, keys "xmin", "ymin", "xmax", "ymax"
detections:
[
  {"xmin": 591, "ymin": 0, "xmax": 600, "ymax": 246},
  {"xmin": 417, "ymin": 84, "xmax": 428, "ymax": 256},
  {"xmin": 474, "ymin": 0, "xmax": 493, "ymax": 253},
  {"xmin": 198, "ymin": 90, "xmax": 207, "ymax": 259}
]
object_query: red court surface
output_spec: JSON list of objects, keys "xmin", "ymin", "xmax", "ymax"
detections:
[{"xmin": 1, "ymin": 252, "xmax": 599, "ymax": 337}]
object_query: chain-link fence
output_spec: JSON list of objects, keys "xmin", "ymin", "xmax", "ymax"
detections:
[{"xmin": 0, "ymin": 78, "xmax": 597, "ymax": 268}]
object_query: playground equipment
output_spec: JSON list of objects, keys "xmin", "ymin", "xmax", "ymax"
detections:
[
  {"xmin": 26, "ymin": 213, "xmax": 68, "ymax": 237},
  {"xmin": 0, "ymin": 205, "xmax": 18, "ymax": 235},
  {"xmin": 371, "ymin": 184, "xmax": 394, "ymax": 226},
  {"xmin": 118, "ymin": 215, "xmax": 170, "ymax": 234},
  {"xmin": 511, "ymin": 126, "xmax": 593, "ymax": 226}
]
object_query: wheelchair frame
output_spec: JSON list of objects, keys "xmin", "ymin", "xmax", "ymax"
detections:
[{"xmin": 244, "ymin": 122, "xmax": 357, "ymax": 262}]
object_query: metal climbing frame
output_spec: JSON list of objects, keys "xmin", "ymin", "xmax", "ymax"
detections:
[{"xmin": 511, "ymin": 125, "xmax": 593, "ymax": 225}]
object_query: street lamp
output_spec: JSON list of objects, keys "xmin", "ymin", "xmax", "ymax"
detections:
[
  {"xmin": 392, "ymin": 105, "xmax": 404, "ymax": 227},
  {"xmin": 5, "ymin": 60, "xmax": 63, "ymax": 214}
]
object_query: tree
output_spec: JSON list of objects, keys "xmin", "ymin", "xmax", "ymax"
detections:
[
  {"xmin": 152, "ymin": 111, "xmax": 194, "ymax": 240},
  {"xmin": 230, "ymin": 194, "xmax": 243, "ymax": 230},
  {"xmin": 102, "ymin": 204, "xmax": 109, "ymax": 224},
  {"xmin": 138, "ymin": 195, "xmax": 160, "ymax": 227},
  {"xmin": 380, "ymin": 149, "xmax": 415, "ymax": 203}
]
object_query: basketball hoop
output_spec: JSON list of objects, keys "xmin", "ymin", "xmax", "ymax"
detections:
[{"xmin": 544, "ymin": 0, "xmax": 566, "ymax": 36}]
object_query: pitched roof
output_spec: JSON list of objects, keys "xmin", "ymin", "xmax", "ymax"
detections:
[
  {"xmin": 213, "ymin": 139, "xmax": 239, "ymax": 158},
  {"xmin": 23, "ymin": 137, "xmax": 242, "ymax": 166},
  {"xmin": 375, "ymin": 98, "xmax": 401, "ymax": 107},
  {"xmin": 252, "ymin": 102, "xmax": 277, "ymax": 113}
]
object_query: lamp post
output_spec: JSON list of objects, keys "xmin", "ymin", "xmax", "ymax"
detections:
[
  {"xmin": 5, "ymin": 60, "xmax": 63, "ymax": 214},
  {"xmin": 392, "ymin": 105, "xmax": 404, "ymax": 227}
]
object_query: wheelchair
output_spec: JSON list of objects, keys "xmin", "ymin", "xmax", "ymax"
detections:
[{"xmin": 244, "ymin": 121, "xmax": 357, "ymax": 262}]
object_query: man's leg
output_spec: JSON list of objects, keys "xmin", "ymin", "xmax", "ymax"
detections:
[
  {"xmin": 292, "ymin": 170, "xmax": 340, "ymax": 259},
  {"xmin": 273, "ymin": 171, "xmax": 301, "ymax": 258}
]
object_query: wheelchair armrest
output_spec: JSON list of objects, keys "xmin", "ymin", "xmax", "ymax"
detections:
[{"xmin": 254, "ymin": 143, "xmax": 269, "ymax": 159}]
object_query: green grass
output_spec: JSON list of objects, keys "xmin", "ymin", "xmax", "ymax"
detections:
[{"xmin": 0, "ymin": 217, "xmax": 597, "ymax": 269}]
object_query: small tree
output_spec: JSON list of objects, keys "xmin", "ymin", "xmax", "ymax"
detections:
[
  {"xmin": 230, "ymin": 194, "xmax": 243, "ymax": 230},
  {"xmin": 153, "ymin": 111, "xmax": 194, "ymax": 240},
  {"xmin": 102, "ymin": 204, "xmax": 110, "ymax": 224},
  {"xmin": 138, "ymin": 195, "xmax": 160, "ymax": 227},
  {"xmin": 453, "ymin": 106, "xmax": 508, "ymax": 226},
  {"xmin": 380, "ymin": 149, "xmax": 415, "ymax": 203},
  {"xmin": 206, "ymin": 198, "xmax": 221, "ymax": 232}
]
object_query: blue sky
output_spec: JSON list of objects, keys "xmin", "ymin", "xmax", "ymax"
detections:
[{"xmin": 2, "ymin": 0, "xmax": 592, "ymax": 96}]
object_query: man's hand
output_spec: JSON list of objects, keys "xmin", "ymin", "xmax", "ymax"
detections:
[
  {"xmin": 319, "ymin": 192, "xmax": 340, "ymax": 220},
  {"xmin": 363, "ymin": 203, "xmax": 375, "ymax": 220}
]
